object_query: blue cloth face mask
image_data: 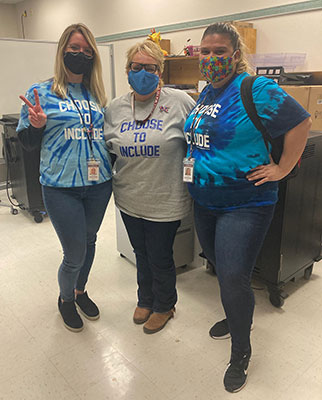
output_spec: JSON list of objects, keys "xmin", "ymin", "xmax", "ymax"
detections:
[{"xmin": 128, "ymin": 69, "xmax": 160, "ymax": 95}]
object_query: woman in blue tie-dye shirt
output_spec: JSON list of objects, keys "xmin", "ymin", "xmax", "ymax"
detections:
[
  {"xmin": 17, "ymin": 23, "xmax": 112, "ymax": 333},
  {"xmin": 184, "ymin": 22, "xmax": 311, "ymax": 393}
]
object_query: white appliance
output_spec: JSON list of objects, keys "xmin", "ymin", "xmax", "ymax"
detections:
[{"xmin": 115, "ymin": 207, "xmax": 194, "ymax": 267}]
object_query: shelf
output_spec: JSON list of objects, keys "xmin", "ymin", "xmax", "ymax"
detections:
[
  {"xmin": 164, "ymin": 55, "xmax": 199, "ymax": 61},
  {"xmin": 163, "ymin": 56, "xmax": 202, "ymax": 87}
]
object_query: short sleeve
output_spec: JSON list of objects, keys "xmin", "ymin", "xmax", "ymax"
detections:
[
  {"xmin": 252, "ymin": 76, "xmax": 310, "ymax": 139},
  {"xmin": 181, "ymin": 91, "xmax": 196, "ymax": 114},
  {"xmin": 103, "ymin": 101, "xmax": 116, "ymax": 152}
]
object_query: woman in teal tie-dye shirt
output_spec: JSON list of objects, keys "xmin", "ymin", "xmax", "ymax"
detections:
[
  {"xmin": 17, "ymin": 23, "xmax": 112, "ymax": 333},
  {"xmin": 184, "ymin": 22, "xmax": 311, "ymax": 393}
]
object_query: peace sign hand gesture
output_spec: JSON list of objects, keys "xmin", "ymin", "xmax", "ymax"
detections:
[{"xmin": 19, "ymin": 88, "xmax": 47, "ymax": 129}]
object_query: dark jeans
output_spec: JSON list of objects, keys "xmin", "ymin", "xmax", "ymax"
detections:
[
  {"xmin": 42, "ymin": 180, "xmax": 112, "ymax": 302},
  {"xmin": 194, "ymin": 202, "xmax": 275, "ymax": 354},
  {"xmin": 121, "ymin": 211, "xmax": 180, "ymax": 313}
]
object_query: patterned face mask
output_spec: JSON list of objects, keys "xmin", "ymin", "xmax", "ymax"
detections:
[{"xmin": 199, "ymin": 53, "xmax": 235, "ymax": 84}]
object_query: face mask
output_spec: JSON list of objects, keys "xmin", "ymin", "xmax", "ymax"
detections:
[
  {"xmin": 199, "ymin": 54, "xmax": 235, "ymax": 84},
  {"xmin": 64, "ymin": 52, "xmax": 93, "ymax": 75},
  {"xmin": 128, "ymin": 69, "xmax": 160, "ymax": 95}
]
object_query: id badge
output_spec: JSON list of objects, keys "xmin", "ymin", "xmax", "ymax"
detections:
[
  {"xmin": 183, "ymin": 158, "xmax": 195, "ymax": 183},
  {"xmin": 87, "ymin": 159, "xmax": 100, "ymax": 181}
]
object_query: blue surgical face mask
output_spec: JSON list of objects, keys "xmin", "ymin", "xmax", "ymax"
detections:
[{"xmin": 128, "ymin": 69, "xmax": 160, "ymax": 95}]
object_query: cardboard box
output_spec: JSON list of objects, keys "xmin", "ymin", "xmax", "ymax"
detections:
[
  {"xmin": 308, "ymin": 86, "xmax": 322, "ymax": 131},
  {"xmin": 280, "ymin": 85, "xmax": 310, "ymax": 110},
  {"xmin": 232, "ymin": 21, "xmax": 256, "ymax": 54},
  {"xmin": 231, "ymin": 21, "xmax": 254, "ymax": 29},
  {"xmin": 160, "ymin": 39, "xmax": 170, "ymax": 54}
]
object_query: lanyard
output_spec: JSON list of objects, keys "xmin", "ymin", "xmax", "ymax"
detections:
[
  {"xmin": 69, "ymin": 90, "xmax": 94, "ymax": 157},
  {"xmin": 131, "ymin": 87, "xmax": 161, "ymax": 124}
]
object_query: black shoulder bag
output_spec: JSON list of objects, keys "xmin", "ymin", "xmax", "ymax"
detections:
[{"xmin": 240, "ymin": 75, "xmax": 299, "ymax": 181}]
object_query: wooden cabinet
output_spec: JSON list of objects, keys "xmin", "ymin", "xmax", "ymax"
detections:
[
  {"xmin": 163, "ymin": 56, "xmax": 201, "ymax": 99},
  {"xmin": 163, "ymin": 56, "xmax": 201, "ymax": 88}
]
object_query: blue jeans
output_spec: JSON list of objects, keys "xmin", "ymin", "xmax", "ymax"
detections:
[
  {"xmin": 194, "ymin": 202, "xmax": 275, "ymax": 354},
  {"xmin": 121, "ymin": 212, "xmax": 180, "ymax": 313},
  {"xmin": 42, "ymin": 180, "xmax": 112, "ymax": 302}
]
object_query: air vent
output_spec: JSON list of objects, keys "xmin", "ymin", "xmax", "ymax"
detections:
[{"xmin": 302, "ymin": 143, "xmax": 315, "ymax": 159}]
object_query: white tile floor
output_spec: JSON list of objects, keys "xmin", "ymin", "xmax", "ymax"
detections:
[{"xmin": 1, "ymin": 189, "xmax": 322, "ymax": 399}]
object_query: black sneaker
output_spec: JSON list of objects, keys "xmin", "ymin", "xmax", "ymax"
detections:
[
  {"xmin": 209, "ymin": 318, "xmax": 230, "ymax": 340},
  {"xmin": 223, "ymin": 351, "xmax": 251, "ymax": 393},
  {"xmin": 58, "ymin": 296, "xmax": 83, "ymax": 332},
  {"xmin": 75, "ymin": 291, "xmax": 100, "ymax": 320}
]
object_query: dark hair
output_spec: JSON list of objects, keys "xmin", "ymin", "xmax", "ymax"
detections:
[{"xmin": 201, "ymin": 22, "xmax": 253, "ymax": 74}]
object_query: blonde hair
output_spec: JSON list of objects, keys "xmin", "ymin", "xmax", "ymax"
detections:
[
  {"xmin": 202, "ymin": 22, "xmax": 254, "ymax": 75},
  {"xmin": 126, "ymin": 40, "xmax": 164, "ymax": 85},
  {"xmin": 52, "ymin": 23, "xmax": 107, "ymax": 107}
]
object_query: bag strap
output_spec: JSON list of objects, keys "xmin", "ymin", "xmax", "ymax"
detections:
[
  {"xmin": 240, "ymin": 76, "xmax": 271, "ymax": 151},
  {"xmin": 240, "ymin": 75, "xmax": 300, "ymax": 180}
]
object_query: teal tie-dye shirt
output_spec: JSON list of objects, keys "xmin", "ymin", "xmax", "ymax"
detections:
[
  {"xmin": 184, "ymin": 72, "xmax": 310, "ymax": 210},
  {"xmin": 17, "ymin": 80, "xmax": 112, "ymax": 187}
]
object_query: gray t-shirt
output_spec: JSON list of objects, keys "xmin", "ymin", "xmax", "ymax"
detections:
[{"xmin": 105, "ymin": 87, "xmax": 195, "ymax": 222}]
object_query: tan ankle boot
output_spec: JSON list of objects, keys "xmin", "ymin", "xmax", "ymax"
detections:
[
  {"xmin": 143, "ymin": 308, "xmax": 175, "ymax": 334},
  {"xmin": 133, "ymin": 307, "xmax": 152, "ymax": 324}
]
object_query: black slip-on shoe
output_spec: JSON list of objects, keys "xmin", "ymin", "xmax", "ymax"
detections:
[
  {"xmin": 75, "ymin": 291, "xmax": 100, "ymax": 320},
  {"xmin": 58, "ymin": 296, "xmax": 83, "ymax": 332}
]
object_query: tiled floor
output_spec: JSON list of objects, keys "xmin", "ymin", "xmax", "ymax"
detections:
[{"xmin": 0, "ymin": 189, "xmax": 322, "ymax": 399}]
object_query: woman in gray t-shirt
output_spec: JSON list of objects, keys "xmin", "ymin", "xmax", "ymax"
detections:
[{"xmin": 105, "ymin": 40, "xmax": 195, "ymax": 334}]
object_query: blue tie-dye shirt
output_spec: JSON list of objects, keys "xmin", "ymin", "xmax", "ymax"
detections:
[
  {"xmin": 17, "ymin": 80, "xmax": 112, "ymax": 187},
  {"xmin": 184, "ymin": 72, "xmax": 310, "ymax": 210}
]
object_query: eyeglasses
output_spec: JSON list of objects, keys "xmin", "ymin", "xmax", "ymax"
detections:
[
  {"xmin": 66, "ymin": 44, "xmax": 94, "ymax": 59},
  {"xmin": 129, "ymin": 62, "xmax": 158, "ymax": 73}
]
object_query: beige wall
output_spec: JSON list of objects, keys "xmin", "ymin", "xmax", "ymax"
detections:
[
  {"xmin": 1, "ymin": 1, "xmax": 321, "ymax": 97},
  {"xmin": 0, "ymin": 4, "xmax": 19, "ymax": 38},
  {"xmin": 252, "ymin": 11, "xmax": 322, "ymax": 72},
  {"xmin": 13, "ymin": 0, "xmax": 300, "ymax": 40}
]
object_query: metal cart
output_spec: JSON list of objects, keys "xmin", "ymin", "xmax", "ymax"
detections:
[
  {"xmin": 205, "ymin": 131, "xmax": 322, "ymax": 307},
  {"xmin": 255, "ymin": 131, "xmax": 322, "ymax": 307}
]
